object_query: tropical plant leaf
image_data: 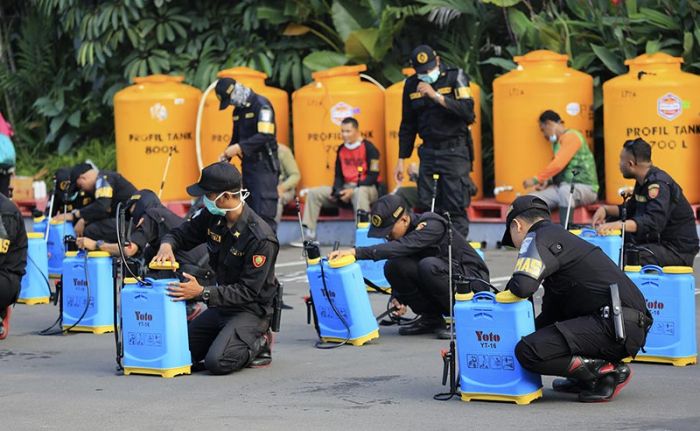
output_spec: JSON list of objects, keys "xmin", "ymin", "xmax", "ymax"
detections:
[{"xmin": 302, "ymin": 51, "xmax": 348, "ymax": 71}]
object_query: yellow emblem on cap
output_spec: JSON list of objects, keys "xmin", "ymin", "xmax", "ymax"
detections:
[
  {"xmin": 130, "ymin": 194, "xmax": 141, "ymax": 201},
  {"xmin": 371, "ymin": 214, "xmax": 383, "ymax": 227},
  {"xmin": 59, "ymin": 180, "xmax": 70, "ymax": 191},
  {"xmin": 226, "ymin": 84, "xmax": 234, "ymax": 95},
  {"xmin": 392, "ymin": 206, "xmax": 404, "ymax": 218},
  {"xmin": 416, "ymin": 52, "xmax": 429, "ymax": 64}
]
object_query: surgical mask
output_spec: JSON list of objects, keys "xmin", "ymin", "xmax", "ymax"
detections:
[
  {"xmin": 203, "ymin": 189, "xmax": 250, "ymax": 216},
  {"xmin": 548, "ymin": 134, "xmax": 558, "ymax": 144},
  {"xmin": 230, "ymin": 83, "xmax": 251, "ymax": 107},
  {"xmin": 417, "ymin": 68, "xmax": 440, "ymax": 84},
  {"xmin": 343, "ymin": 139, "xmax": 362, "ymax": 150}
]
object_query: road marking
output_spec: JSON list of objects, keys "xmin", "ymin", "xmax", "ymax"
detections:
[{"xmin": 276, "ymin": 260, "xmax": 306, "ymax": 268}]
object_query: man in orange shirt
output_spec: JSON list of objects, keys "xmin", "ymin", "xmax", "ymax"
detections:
[{"xmin": 523, "ymin": 110, "xmax": 598, "ymax": 226}]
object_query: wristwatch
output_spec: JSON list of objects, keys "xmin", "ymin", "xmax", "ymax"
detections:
[
  {"xmin": 95, "ymin": 240, "xmax": 105, "ymax": 251},
  {"xmin": 201, "ymin": 287, "xmax": 211, "ymax": 303}
]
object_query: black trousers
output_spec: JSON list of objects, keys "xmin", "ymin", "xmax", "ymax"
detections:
[
  {"xmin": 84, "ymin": 218, "xmax": 119, "ymax": 243},
  {"xmin": 515, "ymin": 314, "xmax": 647, "ymax": 377},
  {"xmin": 0, "ymin": 283, "xmax": 19, "ymax": 315},
  {"xmin": 243, "ymin": 154, "xmax": 279, "ymax": 232},
  {"xmin": 188, "ymin": 308, "xmax": 269, "ymax": 375},
  {"xmin": 384, "ymin": 256, "xmax": 451, "ymax": 317},
  {"xmin": 417, "ymin": 145, "xmax": 471, "ymax": 238},
  {"xmin": 626, "ymin": 243, "xmax": 695, "ymax": 267},
  {"xmin": 0, "ymin": 173, "xmax": 10, "ymax": 198}
]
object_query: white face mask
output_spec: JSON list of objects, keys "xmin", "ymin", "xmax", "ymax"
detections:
[
  {"xmin": 343, "ymin": 139, "xmax": 362, "ymax": 150},
  {"xmin": 548, "ymin": 134, "xmax": 558, "ymax": 144},
  {"xmin": 230, "ymin": 84, "xmax": 251, "ymax": 107},
  {"xmin": 417, "ymin": 67, "xmax": 440, "ymax": 84}
]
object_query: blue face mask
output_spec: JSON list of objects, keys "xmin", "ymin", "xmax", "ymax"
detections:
[
  {"xmin": 203, "ymin": 190, "xmax": 249, "ymax": 216},
  {"xmin": 417, "ymin": 68, "xmax": 440, "ymax": 84}
]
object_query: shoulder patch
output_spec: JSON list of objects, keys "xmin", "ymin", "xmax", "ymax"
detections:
[
  {"xmin": 252, "ymin": 255, "xmax": 266, "ymax": 268},
  {"xmin": 369, "ymin": 159, "xmax": 380, "ymax": 172},
  {"xmin": 259, "ymin": 107, "xmax": 273, "ymax": 122},
  {"xmin": 513, "ymin": 232, "xmax": 545, "ymax": 280},
  {"xmin": 455, "ymin": 86, "xmax": 472, "ymax": 99},
  {"xmin": 648, "ymin": 183, "xmax": 660, "ymax": 199},
  {"xmin": 0, "ymin": 238, "xmax": 10, "ymax": 254}
]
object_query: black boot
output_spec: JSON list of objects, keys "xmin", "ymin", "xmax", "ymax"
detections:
[
  {"xmin": 398, "ymin": 314, "xmax": 445, "ymax": 336},
  {"xmin": 435, "ymin": 324, "xmax": 453, "ymax": 340},
  {"xmin": 248, "ymin": 331, "xmax": 272, "ymax": 368},
  {"xmin": 579, "ymin": 363, "xmax": 633, "ymax": 403}
]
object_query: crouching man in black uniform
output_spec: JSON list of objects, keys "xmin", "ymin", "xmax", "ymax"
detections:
[
  {"xmin": 154, "ymin": 162, "xmax": 280, "ymax": 374},
  {"xmin": 502, "ymin": 196, "xmax": 652, "ymax": 402},
  {"xmin": 0, "ymin": 193, "xmax": 27, "ymax": 340},
  {"xmin": 330, "ymin": 194, "xmax": 489, "ymax": 338}
]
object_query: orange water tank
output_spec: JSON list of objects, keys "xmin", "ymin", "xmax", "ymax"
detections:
[
  {"xmin": 292, "ymin": 65, "xmax": 385, "ymax": 190},
  {"xmin": 384, "ymin": 68, "xmax": 484, "ymax": 200},
  {"xmin": 199, "ymin": 67, "xmax": 290, "ymax": 170},
  {"xmin": 384, "ymin": 69, "xmax": 483, "ymax": 199},
  {"xmin": 493, "ymin": 50, "xmax": 594, "ymax": 203},
  {"xmin": 603, "ymin": 53, "xmax": 700, "ymax": 204},
  {"xmin": 114, "ymin": 75, "xmax": 201, "ymax": 201}
]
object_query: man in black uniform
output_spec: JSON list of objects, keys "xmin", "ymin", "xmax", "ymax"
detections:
[
  {"xmin": 215, "ymin": 77, "xmax": 279, "ymax": 232},
  {"xmin": 155, "ymin": 162, "xmax": 280, "ymax": 374},
  {"xmin": 395, "ymin": 45, "xmax": 476, "ymax": 238},
  {"xmin": 330, "ymin": 194, "xmax": 489, "ymax": 338},
  {"xmin": 57, "ymin": 163, "xmax": 136, "ymax": 242},
  {"xmin": 0, "ymin": 193, "xmax": 27, "ymax": 340},
  {"xmin": 502, "ymin": 196, "xmax": 652, "ymax": 402},
  {"xmin": 593, "ymin": 138, "xmax": 699, "ymax": 266}
]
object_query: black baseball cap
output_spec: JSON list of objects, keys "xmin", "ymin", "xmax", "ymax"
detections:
[
  {"xmin": 54, "ymin": 167, "xmax": 71, "ymax": 193},
  {"xmin": 186, "ymin": 161, "xmax": 242, "ymax": 197},
  {"xmin": 69, "ymin": 163, "xmax": 94, "ymax": 192},
  {"xmin": 215, "ymin": 77, "xmax": 237, "ymax": 110},
  {"xmin": 501, "ymin": 195, "xmax": 551, "ymax": 247},
  {"xmin": 368, "ymin": 194, "xmax": 407, "ymax": 239},
  {"xmin": 124, "ymin": 189, "xmax": 161, "ymax": 222},
  {"xmin": 410, "ymin": 45, "xmax": 438, "ymax": 74}
]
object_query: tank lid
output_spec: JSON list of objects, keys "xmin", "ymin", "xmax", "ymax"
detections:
[
  {"xmin": 217, "ymin": 67, "xmax": 268, "ymax": 80},
  {"xmin": 625, "ymin": 52, "xmax": 683, "ymax": 66},
  {"xmin": 149, "ymin": 261, "xmax": 181, "ymax": 271},
  {"xmin": 661, "ymin": 266, "xmax": 693, "ymax": 274},
  {"xmin": 495, "ymin": 290, "xmax": 525, "ymax": 303},
  {"xmin": 514, "ymin": 50, "xmax": 568, "ymax": 64},
  {"xmin": 469, "ymin": 241, "xmax": 481, "ymax": 250},
  {"xmin": 312, "ymin": 64, "xmax": 367, "ymax": 80},
  {"xmin": 133, "ymin": 74, "xmax": 185, "ymax": 84},
  {"xmin": 124, "ymin": 277, "xmax": 138, "ymax": 284},
  {"xmin": 88, "ymin": 251, "xmax": 111, "ymax": 258},
  {"xmin": 328, "ymin": 255, "xmax": 356, "ymax": 268},
  {"xmin": 27, "ymin": 232, "xmax": 44, "ymax": 239}
]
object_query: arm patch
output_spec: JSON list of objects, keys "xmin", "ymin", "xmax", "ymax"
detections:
[{"xmin": 512, "ymin": 233, "xmax": 545, "ymax": 280}]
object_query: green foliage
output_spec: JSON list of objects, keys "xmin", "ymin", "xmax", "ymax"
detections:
[{"xmin": 1, "ymin": 0, "xmax": 699, "ymax": 194}]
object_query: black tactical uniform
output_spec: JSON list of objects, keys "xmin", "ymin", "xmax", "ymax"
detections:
[
  {"xmin": 125, "ymin": 190, "xmax": 212, "ymax": 281},
  {"xmin": 70, "ymin": 164, "xmax": 137, "ymax": 242},
  {"xmin": 622, "ymin": 166, "xmax": 699, "ymax": 267},
  {"xmin": 162, "ymin": 162, "xmax": 280, "ymax": 374},
  {"xmin": 217, "ymin": 78, "xmax": 279, "ymax": 232},
  {"xmin": 399, "ymin": 45, "xmax": 475, "ymax": 238},
  {"xmin": 502, "ymin": 196, "xmax": 652, "ymax": 402},
  {"xmin": 0, "ymin": 193, "xmax": 27, "ymax": 339},
  {"xmin": 354, "ymin": 195, "xmax": 488, "ymax": 336}
]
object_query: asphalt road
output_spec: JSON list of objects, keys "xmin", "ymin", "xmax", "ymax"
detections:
[{"xmin": 2, "ymin": 247, "xmax": 699, "ymax": 431}]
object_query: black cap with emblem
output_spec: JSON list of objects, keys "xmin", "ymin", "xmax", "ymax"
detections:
[
  {"xmin": 501, "ymin": 195, "xmax": 551, "ymax": 248},
  {"xmin": 124, "ymin": 189, "xmax": 161, "ymax": 222},
  {"xmin": 214, "ymin": 77, "xmax": 237, "ymax": 110},
  {"xmin": 54, "ymin": 167, "xmax": 71, "ymax": 193},
  {"xmin": 69, "ymin": 162, "xmax": 94, "ymax": 193},
  {"xmin": 367, "ymin": 194, "xmax": 407, "ymax": 239},
  {"xmin": 186, "ymin": 161, "xmax": 242, "ymax": 197},
  {"xmin": 410, "ymin": 44, "xmax": 438, "ymax": 74}
]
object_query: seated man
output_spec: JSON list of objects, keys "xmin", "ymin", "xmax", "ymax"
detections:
[
  {"xmin": 329, "ymin": 194, "xmax": 489, "ymax": 338},
  {"xmin": 523, "ymin": 110, "xmax": 598, "ymax": 226},
  {"xmin": 59, "ymin": 163, "xmax": 136, "ymax": 242},
  {"xmin": 291, "ymin": 117, "xmax": 381, "ymax": 246},
  {"xmin": 502, "ymin": 195, "xmax": 652, "ymax": 402},
  {"xmin": 155, "ymin": 162, "xmax": 280, "ymax": 374},
  {"xmin": 394, "ymin": 162, "xmax": 419, "ymax": 210},
  {"xmin": 594, "ymin": 138, "xmax": 699, "ymax": 267},
  {"xmin": 0, "ymin": 192, "xmax": 27, "ymax": 340},
  {"xmin": 275, "ymin": 143, "xmax": 300, "ymax": 225}
]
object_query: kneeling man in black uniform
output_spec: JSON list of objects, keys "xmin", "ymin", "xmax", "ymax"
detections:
[
  {"xmin": 502, "ymin": 196, "xmax": 652, "ymax": 402},
  {"xmin": 330, "ymin": 194, "xmax": 488, "ymax": 338}
]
